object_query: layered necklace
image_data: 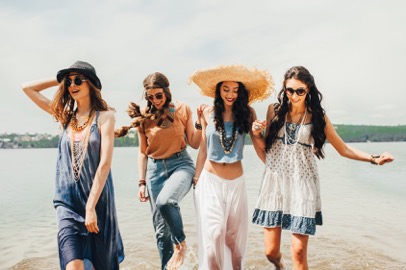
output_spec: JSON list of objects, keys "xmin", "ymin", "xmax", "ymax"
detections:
[
  {"xmin": 69, "ymin": 109, "xmax": 94, "ymax": 181},
  {"xmin": 285, "ymin": 110, "xmax": 307, "ymax": 145},
  {"xmin": 218, "ymin": 123, "xmax": 238, "ymax": 155},
  {"xmin": 154, "ymin": 102, "xmax": 175, "ymax": 128}
]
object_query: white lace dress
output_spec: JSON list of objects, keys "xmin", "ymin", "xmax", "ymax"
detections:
[{"xmin": 252, "ymin": 119, "xmax": 323, "ymax": 235}]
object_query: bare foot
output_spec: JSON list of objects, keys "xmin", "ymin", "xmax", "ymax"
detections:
[
  {"xmin": 167, "ymin": 241, "xmax": 187, "ymax": 270},
  {"xmin": 275, "ymin": 255, "xmax": 285, "ymax": 270}
]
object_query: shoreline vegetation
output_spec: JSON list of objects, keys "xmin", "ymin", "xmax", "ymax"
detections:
[{"xmin": 1, "ymin": 124, "xmax": 406, "ymax": 149}]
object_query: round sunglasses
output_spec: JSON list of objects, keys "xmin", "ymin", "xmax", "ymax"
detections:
[
  {"xmin": 65, "ymin": 76, "xmax": 88, "ymax": 87},
  {"xmin": 146, "ymin": 93, "xmax": 164, "ymax": 101},
  {"xmin": 284, "ymin": 87, "xmax": 308, "ymax": 96}
]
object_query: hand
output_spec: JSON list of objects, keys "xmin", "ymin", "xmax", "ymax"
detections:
[
  {"xmin": 376, "ymin": 152, "xmax": 394, "ymax": 165},
  {"xmin": 85, "ymin": 208, "xmax": 100, "ymax": 234},
  {"xmin": 252, "ymin": 120, "xmax": 266, "ymax": 137},
  {"xmin": 138, "ymin": 185, "xmax": 149, "ymax": 202},
  {"xmin": 196, "ymin": 104, "xmax": 208, "ymax": 119},
  {"xmin": 193, "ymin": 176, "xmax": 199, "ymax": 189}
]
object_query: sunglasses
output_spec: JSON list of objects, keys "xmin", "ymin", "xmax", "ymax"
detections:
[
  {"xmin": 65, "ymin": 76, "xmax": 88, "ymax": 87},
  {"xmin": 285, "ymin": 87, "xmax": 308, "ymax": 96},
  {"xmin": 146, "ymin": 93, "xmax": 164, "ymax": 101}
]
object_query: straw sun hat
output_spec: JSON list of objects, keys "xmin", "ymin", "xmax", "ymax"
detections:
[{"xmin": 189, "ymin": 64, "xmax": 274, "ymax": 104}]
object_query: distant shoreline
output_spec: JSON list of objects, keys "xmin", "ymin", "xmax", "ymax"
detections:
[{"xmin": 1, "ymin": 124, "xmax": 406, "ymax": 149}]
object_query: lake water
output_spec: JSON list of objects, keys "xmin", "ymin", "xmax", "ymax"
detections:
[{"xmin": 1, "ymin": 142, "xmax": 405, "ymax": 270}]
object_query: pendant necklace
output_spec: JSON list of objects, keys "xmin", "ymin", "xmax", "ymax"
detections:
[{"xmin": 155, "ymin": 102, "xmax": 175, "ymax": 128}]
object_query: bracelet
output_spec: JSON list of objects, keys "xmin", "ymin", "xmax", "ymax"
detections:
[
  {"xmin": 370, "ymin": 154, "xmax": 380, "ymax": 165},
  {"xmin": 139, "ymin": 179, "xmax": 146, "ymax": 187},
  {"xmin": 195, "ymin": 121, "xmax": 202, "ymax": 130}
]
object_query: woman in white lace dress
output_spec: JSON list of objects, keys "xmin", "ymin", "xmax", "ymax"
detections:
[{"xmin": 251, "ymin": 66, "xmax": 394, "ymax": 270}]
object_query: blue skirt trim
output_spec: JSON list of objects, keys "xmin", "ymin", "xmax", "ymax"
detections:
[{"xmin": 252, "ymin": 209, "xmax": 323, "ymax": 235}]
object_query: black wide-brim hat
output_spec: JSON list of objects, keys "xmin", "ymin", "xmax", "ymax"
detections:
[{"xmin": 56, "ymin": 61, "xmax": 102, "ymax": 90}]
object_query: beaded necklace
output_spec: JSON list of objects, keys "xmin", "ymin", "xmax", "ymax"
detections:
[
  {"xmin": 218, "ymin": 123, "xmax": 238, "ymax": 154},
  {"xmin": 70, "ymin": 111, "xmax": 95, "ymax": 181},
  {"xmin": 70, "ymin": 109, "xmax": 93, "ymax": 132}
]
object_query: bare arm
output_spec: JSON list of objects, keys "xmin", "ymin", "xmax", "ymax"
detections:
[
  {"xmin": 193, "ymin": 107, "xmax": 209, "ymax": 187},
  {"xmin": 249, "ymin": 107, "xmax": 266, "ymax": 163},
  {"xmin": 251, "ymin": 104, "xmax": 276, "ymax": 163},
  {"xmin": 21, "ymin": 77, "xmax": 59, "ymax": 115},
  {"xmin": 325, "ymin": 115, "xmax": 394, "ymax": 165},
  {"xmin": 137, "ymin": 129, "xmax": 149, "ymax": 202},
  {"xmin": 85, "ymin": 110, "xmax": 115, "ymax": 233},
  {"xmin": 185, "ymin": 104, "xmax": 206, "ymax": 149}
]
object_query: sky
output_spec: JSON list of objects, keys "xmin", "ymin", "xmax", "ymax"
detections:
[{"xmin": 1, "ymin": 0, "xmax": 405, "ymax": 134}]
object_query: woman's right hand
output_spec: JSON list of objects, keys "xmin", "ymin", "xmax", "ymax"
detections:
[
  {"xmin": 252, "ymin": 120, "xmax": 266, "ymax": 137},
  {"xmin": 138, "ymin": 185, "xmax": 149, "ymax": 202}
]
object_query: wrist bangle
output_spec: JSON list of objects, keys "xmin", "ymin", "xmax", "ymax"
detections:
[
  {"xmin": 370, "ymin": 154, "xmax": 380, "ymax": 165},
  {"xmin": 139, "ymin": 179, "xmax": 146, "ymax": 186},
  {"xmin": 195, "ymin": 121, "xmax": 202, "ymax": 130}
]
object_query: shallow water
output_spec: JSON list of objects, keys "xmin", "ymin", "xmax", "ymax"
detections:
[{"xmin": 1, "ymin": 142, "xmax": 406, "ymax": 269}]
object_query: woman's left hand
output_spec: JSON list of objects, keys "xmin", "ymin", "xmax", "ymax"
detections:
[
  {"xmin": 85, "ymin": 208, "xmax": 100, "ymax": 234},
  {"xmin": 375, "ymin": 152, "xmax": 395, "ymax": 165}
]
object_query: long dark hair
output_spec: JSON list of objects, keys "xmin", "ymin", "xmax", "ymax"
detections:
[
  {"xmin": 51, "ymin": 74, "xmax": 109, "ymax": 129},
  {"xmin": 214, "ymin": 81, "xmax": 251, "ymax": 134},
  {"xmin": 115, "ymin": 72, "xmax": 172, "ymax": 137},
  {"xmin": 264, "ymin": 66, "xmax": 326, "ymax": 159}
]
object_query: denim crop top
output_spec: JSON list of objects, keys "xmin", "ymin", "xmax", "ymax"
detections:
[{"xmin": 206, "ymin": 115, "xmax": 245, "ymax": 163}]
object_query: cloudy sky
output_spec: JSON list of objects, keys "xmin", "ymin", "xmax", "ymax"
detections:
[{"xmin": 1, "ymin": 0, "xmax": 405, "ymax": 134}]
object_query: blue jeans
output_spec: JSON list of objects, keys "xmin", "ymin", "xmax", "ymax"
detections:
[{"xmin": 146, "ymin": 149, "xmax": 194, "ymax": 270}]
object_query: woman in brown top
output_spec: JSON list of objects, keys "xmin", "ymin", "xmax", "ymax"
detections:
[{"xmin": 116, "ymin": 72, "xmax": 205, "ymax": 270}]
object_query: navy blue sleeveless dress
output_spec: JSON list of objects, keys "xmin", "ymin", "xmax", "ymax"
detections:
[{"xmin": 53, "ymin": 111, "xmax": 124, "ymax": 270}]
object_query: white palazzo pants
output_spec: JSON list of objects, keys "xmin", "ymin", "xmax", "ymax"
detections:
[{"xmin": 194, "ymin": 169, "xmax": 248, "ymax": 270}]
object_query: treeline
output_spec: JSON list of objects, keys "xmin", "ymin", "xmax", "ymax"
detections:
[{"xmin": 1, "ymin": 125, "xmax": 405, "ymax": 149}]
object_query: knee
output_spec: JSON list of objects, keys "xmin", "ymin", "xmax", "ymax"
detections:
[
  {"xmin": 264, "ymin": 246, "xmax": 280, "ymax": 261},
  {"xmin": 206, "ymin": 228, "xmax": 224, "ymax": 256},
  {"xmin": 225, "ymin": 231, "xmax": 236, "ymax": 248},
  {"xmin": 291, "ymin": 243, "xmax": 306, "ymax": 261},
  {"xmin": 66, "ymin": 259, "xmax": 84, "ymax": 270},
  {"xmin": 156, "ymin": 197, "xmax": 176, "ymax": 209}
]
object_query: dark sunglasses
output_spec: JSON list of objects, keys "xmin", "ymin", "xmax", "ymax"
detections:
[
  {"xmin": 285, "ymin": 87, "xmax": 308, "ymax": 96},
  {"xmin": 146, "ymin": 93, "xmax": 164, "ymax": 101},
  {"xmin": 65, "ymin": 76, "xmax": 88, "ymax": 87}
]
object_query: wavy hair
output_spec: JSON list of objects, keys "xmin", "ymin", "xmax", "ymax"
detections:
[
  {"xmin": 51, "ymin": 75, "xmax": 109, "ymax": 129},
  {"xmin": 264, "ymin": 66, "xmax": 326, "ymax": 159},
  {"xmin": 214, "ymin": 81, "xmax": 251, "ymax": 134},
  {"xmin": 115, "ymin": 72, "xmax": 172, "ymax": 137}
]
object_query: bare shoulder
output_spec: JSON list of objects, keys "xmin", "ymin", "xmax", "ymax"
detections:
[
  {"xmin": 98, "ymin": 110, "xmax": 116, "ymax": 124},
  {"xmin": 266, "ymin": 103, "xmax": 279, "ymax": 119}
]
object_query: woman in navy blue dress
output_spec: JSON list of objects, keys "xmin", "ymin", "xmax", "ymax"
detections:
[{"xmin": 22, "ymin": 61, "xmax": 124, "ymax": 270}]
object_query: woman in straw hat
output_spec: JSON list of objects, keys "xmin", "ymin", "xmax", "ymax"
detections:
[
  {"xmin": 190, "ymin": 64, "xmax": 274, "ymax": 270},
  {"xmin": 21, "ymin": 61, "xmax": 124, "ymax": 270},
  {"xmin": 115, "ymin": 72, "xmax": 205, "ymax": 270},
  {"xmin": 251, "ymin": 66, "xmax": 394, "ymax": 269}
]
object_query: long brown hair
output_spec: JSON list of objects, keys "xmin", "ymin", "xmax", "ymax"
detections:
[
  {"xmin": 264, "ymin": 66, "xmax": 326, "ymax": 159},
  {"xmin": 51, "ymin": 75, "xmax": 109, "ymax": 129},
  {"xmin": 115, "ymin": 72, "xmax": 172, "ymax": 137}
]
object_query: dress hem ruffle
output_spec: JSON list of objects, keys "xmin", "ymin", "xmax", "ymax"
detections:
[{"xmin": 252, "ymin": 209, "xmax": 323, "ymax": 235}]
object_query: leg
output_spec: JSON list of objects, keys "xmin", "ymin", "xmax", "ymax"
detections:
[
  {"xmin": 156, "ymin": 156, "xmax": 194, "ymax": 270},
  {"xmin": 225, "ymin": 178, "xmax": 248, "ymax": 270},
  {"xmin": 195, "ymin": 170, "xmax": 226, "ymax": 270},
  {"xmin": 291, "ymin": 233, "xmax": 309, "ymax": 270},
  {"xmin": 264, "ymin": 227, "xmax": 285, "ymax": 269},
  {"xmin": 66, "ymin": 259, "xmax": 85, "ymax": 270},
  {"xmin": 150, "ymin": 197, "xmax": 174, "ymax": 270}
]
